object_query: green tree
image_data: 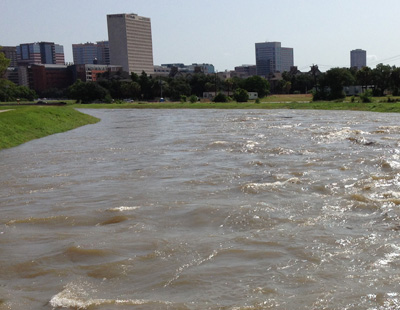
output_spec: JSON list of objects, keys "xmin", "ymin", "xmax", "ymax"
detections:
[
  {"xmin": 213, "ymin": 92, "xmax": 228, "ymax": 102},
  {"xmin": 131, "ymin": 72, "xmax": 139, "ymax": 83},
  {"xmin": 0, "ymin": 80, "xmax": 37, "ymax": 102},
  {"xmin": 243, "ymin": 75, "xmax": 270, "ymax": 98},
  {"xmin": 224, "ymin": 78, "xmax": 235, "ymax": 97},
  {"xmin": 293, "ymin": 73, "xmax": 314, "ymax": 94},
  {"xmin": 356, "ymin": 66, "xmax": 373, "ymax": 93},
  {"xmin": 390, "ymin": 66, "xmax": 400, "ymax": 96},
  {"xmin": 120, "ymin": 81, "xmax": 141, "ymax": 99},
  {"xmin": 233, "ymin": 88, "xmax": 249, "ymax": 102},
  {"xmin": 188, "ymin": 73, "xmax": 210, "ymax": 97},
  {"xmin": 324, "ymin": 67, "xmax": 355, "ymax": 100},
  {"xmin": 167, "ymin": 77, "xmax": 191, "ymax": 101},
  {"xmin": 138, "ymin": 71, "xmax": 155, "ymax": 100},
  {"xmin": 0, "ymin": 47, "xmax": 10, "ymax": 78},
  {"xmin": 68, "ymin": 80, "xmax": 108, "ymax": 103},
  {"xmin": 373, "ymin": 63, "xmax": 391, "ymax": 96}
]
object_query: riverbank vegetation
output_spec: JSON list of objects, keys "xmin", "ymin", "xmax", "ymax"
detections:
[
  {"xmin": 3, "ymin": 93, "xmax": 400, "ymax": 112},
  {"xmin": 0, "ymin": 106, "xmax": 99, "ymax": 150},
  {"xmin": 65, "ymin": 94, "xmax": 400, "ymax": 112}
]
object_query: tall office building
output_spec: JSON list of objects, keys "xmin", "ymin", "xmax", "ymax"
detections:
[
  {"xmin": 16, "ymin": 42, "xmax": 65, "ymax": 66},
  {"xmin": 72, "ymin": 41, "xmax": 110, "ymax": 65},
  {"xmin": 255, "ymin": 41, "xmax": 294, "ymax": 76},
  {"xmin": 107, "ymin": 13, "xmax": 154, "ymax": 74},
  {"xmin": 351, "ymin": 49, "xmax": 366, "ymax": 69}
]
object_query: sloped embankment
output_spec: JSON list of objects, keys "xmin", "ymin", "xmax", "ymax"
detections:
[{"xmin": 0, "ymin": 106, "xmax": 99, "ymax": 150}]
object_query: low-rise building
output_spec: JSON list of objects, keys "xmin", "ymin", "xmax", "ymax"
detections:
[
  {"xmin": 70, "ymin": 64, "xmax": 122, "ymax": 82},
  {"xmin": 232, "ymin": 65, "xmax": 257, "ymax": 78},
  {"xmin": 29, "ymin": 64, "xmax": 72, "ymax": 93},
  {"xmin": 159, "ymin": 63, "xmax": 215, "ymax": 77}
]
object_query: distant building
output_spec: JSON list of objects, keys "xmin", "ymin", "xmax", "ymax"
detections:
[
  {"xmin": 13, "ymin": 42, "xmax": 65, "ymax": 86},
  {"xmin": 189, "ymin": 63, "xmax": 215, "ymax": 74},
  {"xmin": 255, "ymin": 41, "xmax": 294, "ymax": 76},
  {"xmin": 232, "ymin": 65, "xmax": 257, "ymax": 78},
  {"xmin": 159, "ymin": 63, "xmax": 215, "ymax": 76},
  {"xmin": 351, "ymin": 49, "xmax": 366, "ymax": 69},
  {"xmin": 16, "ymin": 42, "xmax": 65, "ymax": 66},
  {"xmin": 281, "ymin": 47, "xmax": 294, "ymax": 74},
  {"xmin": 70, "ymin": 64, "xmax": 122, "ymax": 82},
  {"xmin": 96, "ymin": 41, "xmax": 110, "ymax": 65},
  {"xmin": 72, "ymin": 41, "xmax": 110, "ymax": 65},
  {"xmin": 107, "ymin": 13, "xmax": 154, "ymax": 74},
  {"xmin": 153, "ymin": 65, "xmax": 171, "ymax": 76},
  {"xmin": 5, "ymin": 68, "xmax": 19, "ymax": 84}
]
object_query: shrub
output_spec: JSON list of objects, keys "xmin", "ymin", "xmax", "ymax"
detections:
[
  {"xmin": 233, "ymin": 88, "xmax": 249, "ymax": 102},
  {"xmin": 312, "ymin": 88, "xmax": 329, "ymax": 101},
  {"xmin": 360, "ymin": 89, "xmax": 373, "ymax": 103},
  {"xmin": 68, "ymin": 80, "xmax": 108, "ymax": 103},
  {"xmin": 213, "ymin": 93, "xmax": 228, "ymax": 102},
  {"xmin": 104, "ymin": 94, "xmax": 113, "ymax": 103},
  {"xmin": 189, "ymin": 95, "xmax": 198, "ymax": 103},
  {"xmin": 180, "ymin": 95, "xmax": 187, "ymax": 103}
]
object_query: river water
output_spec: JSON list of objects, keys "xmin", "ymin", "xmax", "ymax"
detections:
[{"xmin": 1, "ymin": 109, "xmax": 400, "ymax": 309}]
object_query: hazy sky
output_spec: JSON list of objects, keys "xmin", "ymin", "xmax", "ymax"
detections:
[{"xmin": 2, "ymin": 0, "xmax": 400, "ymax": 72}]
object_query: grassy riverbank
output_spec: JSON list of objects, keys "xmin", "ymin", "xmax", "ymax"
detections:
[
  {"xmin": 70, "ymin": 100, "xmax": 400, "ymax": 112},
  {"xmin": 0, "ymin": 106, "xmax": 99, "ymax": 150},
  {"xmin": 68, "ymin": 94, "xmax": 400, "ymax": 112}
]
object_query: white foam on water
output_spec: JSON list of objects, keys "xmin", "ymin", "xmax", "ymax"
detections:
[
  {"xmin": 374, "ymin": 245, "xmax": 400, "ymax": 267},
  {"xmin": 242, "ymin": 178, "xmax": 301, "ymax": 192},
  {"xmin": 50, "ymin": 282, "xmax": 171, "ymax": 309},
  {"xmin": 106, "ymin": 206, "xmax": 140, "ymax": 212}
]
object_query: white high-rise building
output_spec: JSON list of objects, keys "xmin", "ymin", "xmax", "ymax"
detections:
[{"xmin": 107, "ymin": 13, "xmax": 154, "ymax": 75}]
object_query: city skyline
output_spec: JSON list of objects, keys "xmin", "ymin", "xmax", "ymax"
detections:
[{"xmin": 2, "ymin": 0, "xmax": 400, "ymax": 72}]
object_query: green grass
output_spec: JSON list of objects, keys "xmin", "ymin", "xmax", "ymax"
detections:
[
  {"xmin": 67, "ymin": 94, "xmax": 400, "ymax": 112},
  {"xmin": 0, "ymin": 106, "xmax": 99, "ymax": 150}
]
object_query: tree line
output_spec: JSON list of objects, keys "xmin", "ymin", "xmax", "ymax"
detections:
[
  {"xmin": 279, "ymin": 64, "xmax": 400, "ymax": 100},
  {"xmin": 67, "ymin": 71, "xmax": 271, "ymax": 103}
]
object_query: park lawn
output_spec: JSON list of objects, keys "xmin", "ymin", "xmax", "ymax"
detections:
[{"xmin": 0, "ymin": 106, "xmax": 99, "ymax": 150}]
